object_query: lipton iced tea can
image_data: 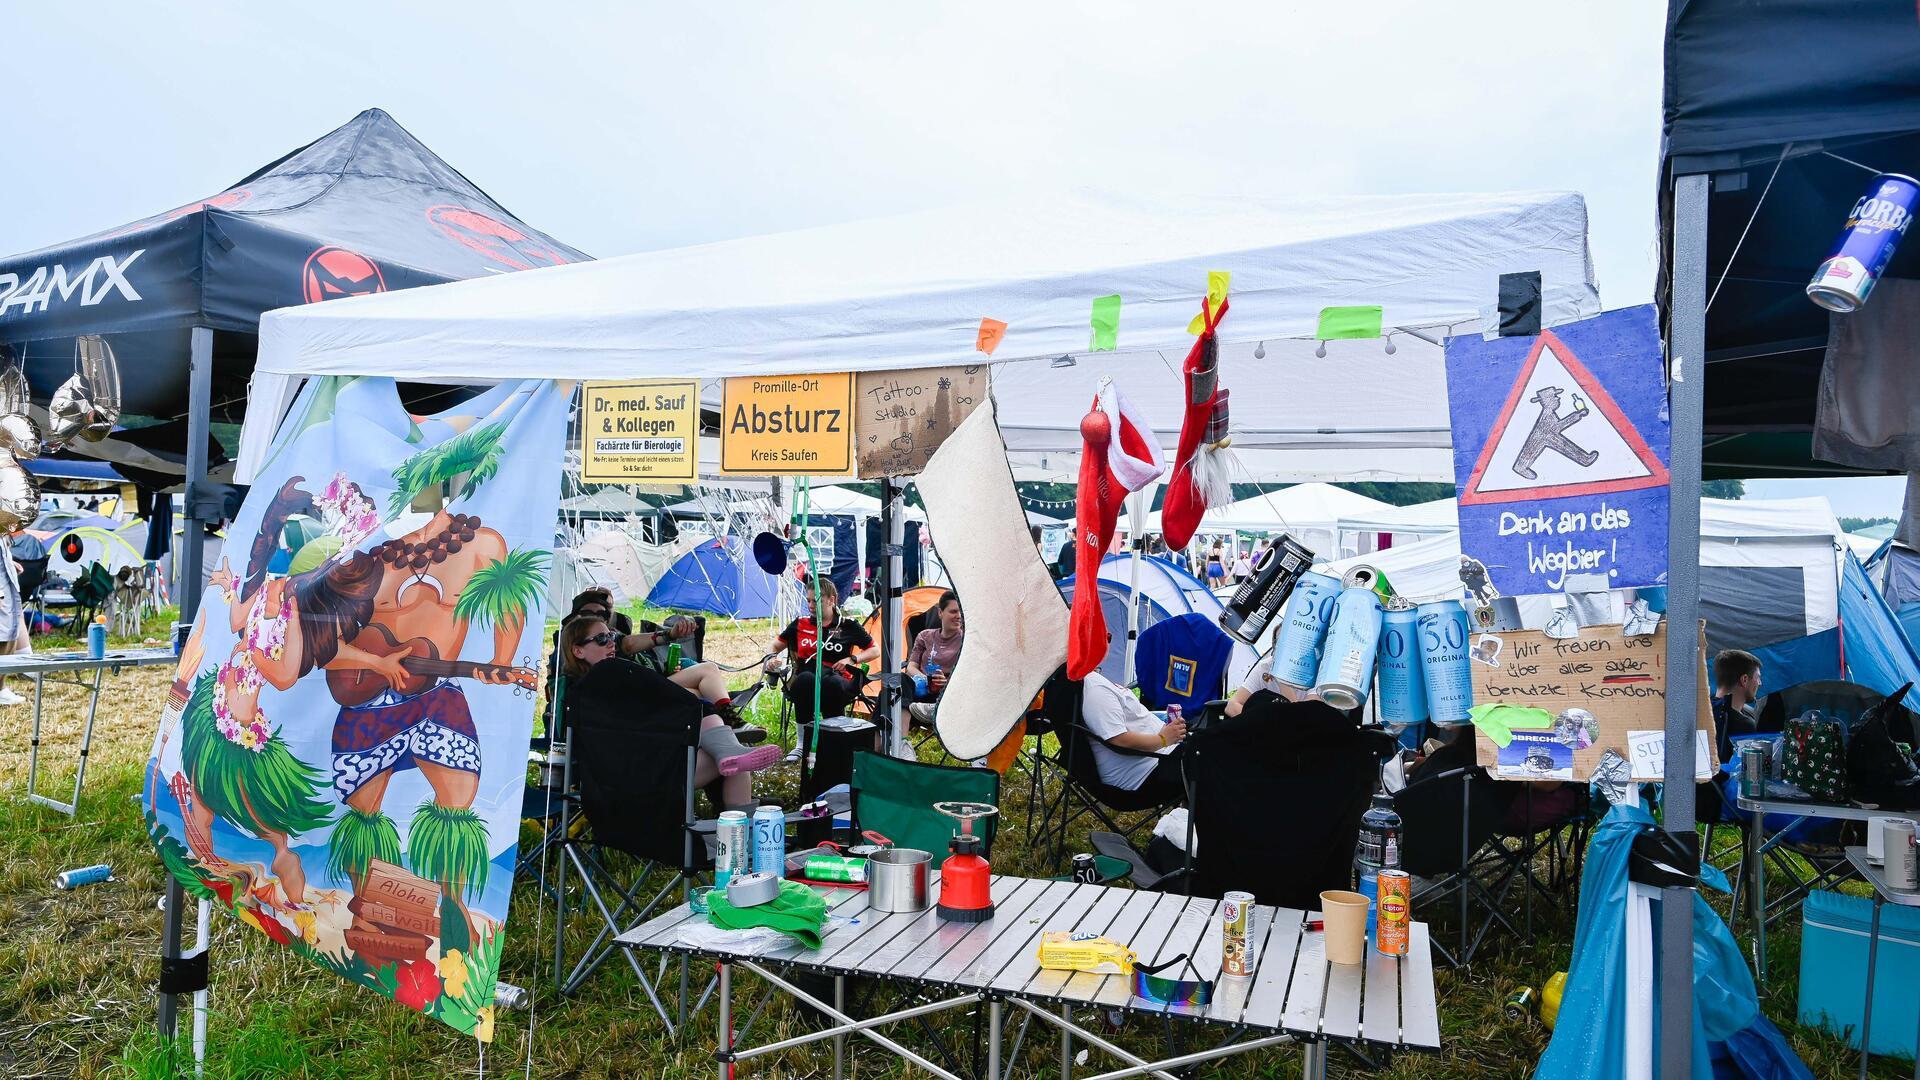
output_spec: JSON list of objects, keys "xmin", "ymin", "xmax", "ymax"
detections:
[
  {"xmin": 1376, "ymin": 869, "xmax": 1411, "ymax": 956},
  {"xmin": 1222, "ymin": 890, "xmax": 1257, "ymax": 977}
]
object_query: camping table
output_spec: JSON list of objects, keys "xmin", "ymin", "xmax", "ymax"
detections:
[
  {"xmin": 11, "ymin": 648, "xmax": 176, "ymax": 816},
  {"xmin": 616, "ymin": 875, "xmax": 1439, "ymax": 1079},
  {"xmin": 1734, "ymin": 794, "xmax": 1878, "ymax": 983},
  {"xmin": 1845, "ymin": 847, "xmax": 1920, "ymax": 1080}
]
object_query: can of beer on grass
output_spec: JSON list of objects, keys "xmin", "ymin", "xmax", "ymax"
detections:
[
  {"xmin": 715, "ymin": 811, "xmax": 750, "ymax": 889},
  {"xmin": 1375, "ymin": 870, "xmax": 1411, "ymax": 956},
  {"xmin": 752, "ymin": 805, "xmax": 787, "ymax": 877},
  {"xmin": 55, "ymin": 864, "xmax": 113, "ymax": 890},
  {"xmin": 1808, "ymin": 173, "xmax": 1920, "ymax": 312},
  {"xmin": 1222, "ymin": 891, "xmax": 1257, "ymax": 977}
]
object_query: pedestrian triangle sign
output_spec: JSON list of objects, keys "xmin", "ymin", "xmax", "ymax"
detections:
[{"xmin": 1459, "ymin": 329, "xmax": 1669, "ymax": 506}]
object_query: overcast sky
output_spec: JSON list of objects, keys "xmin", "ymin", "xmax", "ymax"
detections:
[{"xmin": 5, "ymin": 3, "xmax": 1901, "ymax": 519}]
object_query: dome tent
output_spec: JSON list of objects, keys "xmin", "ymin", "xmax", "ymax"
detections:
[{"xmin": 1061, "ymin": 553, "xmax": 1260, "ymax": 688}]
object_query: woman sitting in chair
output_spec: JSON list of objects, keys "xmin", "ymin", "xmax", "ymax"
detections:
[
  {"xmin": 1080, "ymin": 670, "xmax": 1190, "ymax": 804},
  {"xmin": 565, "ymin": 589, "xmax": 756, "ymax": 729},
  {"xmin": 765, "ymin": 578, "xmax": 877, "ymax": 728},
  {"xmin": 905, "ymin": 590, "xmax": 963, "ymax": 726},
  {"xmin": 561, "ymin": 616, "xmax": 780, "ymax": 807}
]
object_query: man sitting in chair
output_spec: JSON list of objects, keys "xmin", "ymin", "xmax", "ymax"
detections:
[
  {"xmin": 905, "ymin": 590, "xmax": 964, "ymax": 726},
  {"xmin": 1081, "ymin": 670, "xmax": 1190, "ymax": 804}
]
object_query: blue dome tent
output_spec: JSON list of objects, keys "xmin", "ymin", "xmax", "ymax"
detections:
[
  {"xmin": 647, "ymin": 537, "xmax": 781, "ymax": 619},
  {"xmin": 1061, "ymin": 554, "xmax": 1259, "ymax": 688}
]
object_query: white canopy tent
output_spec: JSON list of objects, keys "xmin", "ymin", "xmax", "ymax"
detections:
[
  {"xmin": 238, "ymin": 190, "xmax": 1599, "ymax": 483},
  {"xmin": 1335, "ymin": 497, "xmax": 1458, "ymax": 548},
  {"xmin": 1143, "ymin": 482, "xmax": 1393, "ymax": 561}
]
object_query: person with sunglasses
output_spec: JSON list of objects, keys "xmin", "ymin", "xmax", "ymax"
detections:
[
  {"xmin": 558, "ymin": 589, "xmax": 762, "ymax": 738},
  {"xmin": 559, "ymin": 615, "xmax": 780, "ymax": 806}
]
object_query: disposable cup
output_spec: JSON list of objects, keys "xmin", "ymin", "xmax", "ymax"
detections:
[{"xmin": 1319, "ymin": 890, "xmax": 1370, "ymax": 966}]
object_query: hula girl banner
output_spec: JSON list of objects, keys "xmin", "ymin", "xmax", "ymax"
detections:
[{"xmin": 142, "ymin": 377, "xmax": 566, "ymax": 1040}]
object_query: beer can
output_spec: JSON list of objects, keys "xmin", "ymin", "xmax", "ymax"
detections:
[
  {"xmin": 1808, "ymin": 173, "xmax": 1920, "ymax": 312},
  {"xmin": 1270, "ymin": 572, "xmax": 1342, "ymax": 688},
  {"xmin": 804, "ymin": 854, "xmax": 868, "ymax": 883},
  {"xmin": 1416, "ymin": 600, "xmax": 1474, "ymax": 724},
  {"xmin": 1503, "ymin": 986, "xmax": 1536, "ymax": 1021},
  {"xmin": 1375, "ymin": 870, "xmax": 1411, "ymax": 956},
  {"xmin": 751, "ymin": 805, "xmax": 787, "ymax": 877},
  {"xmin": 1314, "ymin": 582, "xmax": 1383, "ymax": 711},
  {"xmin": 55, "ymin": 864, "xmax": 112, "ymax": 890},
  {"xmin": 494, "ymin": 981, "xmax": 531, "ymax": 1011},
  {"xmin": 1222, "ymin": 891, "xmax": 1257, "ymax": 977},
  {"xmin": 1071, "ymin": 853, "xmax": 1099, "ymax": 885},
  {"xmin": 1738, "ymin": 742, "xmax": 1770, "ymax": 800},
  {"xmin": 1377, "ymin": 602, "xmax": 1430, "ymax": 725},
  {"xmin": 1885, "ymin": 818, "xmax": 1919, "ymax": 890},
  {"xmin": 1219, "ymin": 535, "xmax": 1316, "ymax": 644},
  {"xmin": 715, "ymin": 811, "xmax": 750, "ymax": 888}
]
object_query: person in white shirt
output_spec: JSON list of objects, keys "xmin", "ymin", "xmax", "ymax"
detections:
[{"xmin": 1078, "ymin": 671, "xmax": 1189, "ymax": 801}]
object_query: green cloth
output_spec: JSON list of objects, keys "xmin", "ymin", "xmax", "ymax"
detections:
[
  {"xmin": 1314, "ymin": 305, "xmax": 1384, "ymax": 340},
  {"xmin": 707, "ymin": 881, "xmax": 830, "ymax": 950},
  {"xmin": 1089, "ymin": 294, "xmax": 1122, "ymax": 351},
  {"xmin": 1467, "ymin": 703, "xmax": 1555, "ymax": 748}
]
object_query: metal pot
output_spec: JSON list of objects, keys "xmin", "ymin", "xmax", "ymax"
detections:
[{"xmin": 867, "ymin": 848, "xmax": 932, "ymax": 913}]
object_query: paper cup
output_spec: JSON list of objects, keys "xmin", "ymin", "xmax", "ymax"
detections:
[{"xmin": 1319, "ymin": 890, "xmax": 1371, "ymax": 966}]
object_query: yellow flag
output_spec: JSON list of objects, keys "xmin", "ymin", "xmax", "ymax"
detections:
[{"xmin": 1187, "ymin": 270, "xmax": 1231, "ymax": 334}]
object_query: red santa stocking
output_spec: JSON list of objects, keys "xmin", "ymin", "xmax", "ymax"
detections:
[
  {"xmin": 1161, "ymin": 296, "xmax": 1229, "ymax": 550},
  {"xmin": 1066, "ymin": 380, "xmax": 1165, "ymax": 680}
]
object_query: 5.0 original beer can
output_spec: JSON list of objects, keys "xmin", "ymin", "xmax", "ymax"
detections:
[
  {"xmin": 1315, "ymin": 580, "xmax": 1384, "ymax": 711},
  {"xmin": 1377, "ymin": 601, "xmax": 1430, "ymax": 725},
  {"xmin": 1271, "ymin": 572, "xmax": 1342, "ymax": 689},
  {"xmin": 751, "ymin": 805, "xmax": 787, "ymax": 877}
]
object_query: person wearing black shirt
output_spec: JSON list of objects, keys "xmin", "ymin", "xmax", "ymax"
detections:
[
  {"xmin": 551, "ymin": 588, "xmax": 763, "ymax": 740},
  {"xmin": 766, "ymin": 578, "xmax": 876, "ymax": 732},
  {"xmin": 1710, "ymin": 649, "xmax": 1762, "ymax": 763}
]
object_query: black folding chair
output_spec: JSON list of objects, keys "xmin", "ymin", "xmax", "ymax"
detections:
[
  {"xmin": 1394, "ymin": 763, "xmax": 1518, "ymax": 968},
  {"xmin": 552, "ymin": 672, "xmax": 717, "ymax": 1036},
  {"xmin": 1034, "ymin": 673, "xmax": 1192, "ymax": 869}
]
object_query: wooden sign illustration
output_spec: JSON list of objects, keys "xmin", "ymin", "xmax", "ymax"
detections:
[{"xmin": 855, "ymin": 365, "xmax": 989, "ymax": 478}]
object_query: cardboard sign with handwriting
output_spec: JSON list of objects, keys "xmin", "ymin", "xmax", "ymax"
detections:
[
  {"xmin": 855, "ymin": 365, "xmax": 989, "ymax": 478},
  {"xmin": 1472, "ymin": 622, "xmax": 1714, "ymax": 781}
]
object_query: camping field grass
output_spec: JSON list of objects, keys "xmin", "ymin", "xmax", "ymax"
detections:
[{"xmin": 0, "ymin": 609, "xmax": 1910, "ymax": 1078}]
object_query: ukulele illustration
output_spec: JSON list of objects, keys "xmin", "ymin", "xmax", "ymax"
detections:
[{"xmin": 327, "ymin": 623, "xmax": 538, "ymax": 707}]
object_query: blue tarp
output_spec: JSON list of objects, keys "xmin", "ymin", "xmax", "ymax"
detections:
[
  {"xmin": 648, "ymin": 537, "xmax": 780, "ymax": 619},
  {"xmin": 1838, "ymin": 553, "xmax": 1920, "ymax": 712}
]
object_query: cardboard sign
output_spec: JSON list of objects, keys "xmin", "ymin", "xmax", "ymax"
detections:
[
  {"xmin": 1472, "ymin": 622, "xmax": 1715, "ymax": 781},
  {"xmin": 580, "ymin": 379, "xmax": 698, "ymax": 482},
  {"xmin": 854, "ymin": 365, "xmax": 988, "ymax": 478},
  {"xmin": 1445, "ymin": 305, "xmax": 1671, "ymax": 596},
  {"xmin": 720, "ymin": 373, "xmax": 855, "ymax": 476}
]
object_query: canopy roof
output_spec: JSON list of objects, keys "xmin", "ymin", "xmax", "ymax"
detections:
[
  {"xmin": 0, "ymin": 108, "xmax": 584, "ymax": 475},
  {"xmin": 1336, "ymin": 497, "xmax": 1457, "ymax": 537},
  {"xmin": 1661, "ymin": 0, "xmax": 1920, "ymax": 477},
  {"xmin": 240, "ymin": 189, "xmax": 1599, "ymax": 483},
  {"xmin": 1145, "ymin": 483, "xmax": 1391, "ymax": 533}
]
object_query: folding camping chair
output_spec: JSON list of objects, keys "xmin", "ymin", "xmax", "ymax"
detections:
[
  {"xmin": 552, "ymin": 679, "xmax": 717, "ymax": 1036},
  {"xmin": 1478, "ymin": 781, "xmax": 1597, "ymax": 939},
  {"xmin": 1033, "ymin": 672, "xmax": 1192, "ymax": 869},
  {"xmin": 851, "ymin": 751, "xmax": 1001, "ymax": 859},
  {"xmin": 1394, "ymin": 762, "xmax": 1520, "ymax": 968}
]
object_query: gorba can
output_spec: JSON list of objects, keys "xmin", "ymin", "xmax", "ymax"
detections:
[
  {"xmin": 1222, "ymin": 890, "xmax": 1257, "ymax": 977},
  {"xmin": 715, "ymin": 810, "xmax": 750, "ymax": 889},
  {"xmin": 1808, "ymin": 173, "xmax": 1920, "ymax": 312}
]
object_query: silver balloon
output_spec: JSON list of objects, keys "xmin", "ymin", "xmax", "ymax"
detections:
[
  {"xmin": 0, "ymin": 463, "xmax": 39, "ymax": 531},
  {"xmin": 46, "ymin": 335, "xmax": 123, "ymax": 448},
  {"xmin": 47, "ymin": 373, "xmax": 92, "ymax": 447}
]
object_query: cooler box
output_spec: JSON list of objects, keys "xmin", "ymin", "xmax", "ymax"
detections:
[{"xmin": 1798, "ymin": 887, "xmax": 1920, "ymax": 1057}]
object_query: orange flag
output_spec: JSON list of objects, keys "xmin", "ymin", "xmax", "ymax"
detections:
[{"xmin": 976, "ymin": 318, "xmax": 1008, "ymax": 355}]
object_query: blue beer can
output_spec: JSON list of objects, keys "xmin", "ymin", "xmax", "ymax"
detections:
[
  {"xmin": 1808, "ymin": 173, "xmax": 1920, "ymax": 312},
  {"xmin": 1415, "ymin": 600, "xmax": 1474, "ymax": 724},
  {"xmin": 1270, "ymin": 571, "xmax": 1341, "ymax": 688},
  {"xmin": 1315, "ymin": 583, "xmax": 1383, "ymax": 711},
  {"xmin": 751, "ymin": 805, "xmax": 787, "ymax": 877},
  {"xmin": 1377, "ymin": 603, "xmax": 1429, "ymax": 725}
]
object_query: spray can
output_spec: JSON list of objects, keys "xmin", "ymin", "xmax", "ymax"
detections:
[
  {"xmin": 751, "ymin": 805, "xmax": 787, "ymax": 877},
  {"xmin": 1219, "ymin": 534, "xmax": 1316, "ymax": 644},
  {"xmin": 715, "ymin": 810, "xmax": 750, "ymax": 889},
  {"xmin": 87, "ymin": 619, "xmax": 106, "ymax": 660},
  {"xmin": 494, "ymin": 982, "xmax": 531, "ymax": 1011},
  {"xmin": 1416, "ymin": 600, "xmax": 1474, "ymax": 724},
  {"xmin": 1808, "ymin": 173, "xmax": 1920, "ymax": 312},
  {"xmin": 55, "ymin": 864, "xmax": 113, "ymax": 890},
  {"xmin": 1270, "ymin": 571, "xmax": 1342, "ymax": 688},
  {"xmin": 1314, "ymin": 574, "xmax": 1383, "ymax": 711},
  {"xmin": 1377, "ymin": 601, "xmax": 1430, "ymax": 725}
]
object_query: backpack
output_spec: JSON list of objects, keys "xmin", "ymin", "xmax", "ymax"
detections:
[
  {"xmin": 1781, "ymin": 709, "xmax": 1849, "ymax": 803},
  {"xmin": 1848, "ymin": 682, "xmax": 1920, "ymax": 809}
]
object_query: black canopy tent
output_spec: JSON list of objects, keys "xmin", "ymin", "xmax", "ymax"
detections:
[
  {"xmin": 1658, "ymin": 1, "xmax": 1920, "ymax": 1073},
  {"xmin": 0, "ymin": 108, "xmax": 586, "ymax": 1043}
]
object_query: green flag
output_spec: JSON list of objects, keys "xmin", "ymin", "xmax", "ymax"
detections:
[
  {"xmin": 1315, "ymin": 305, "xmax": 1384, "ymax": 340},
  {"xmin": 1089, "ymin": 294, "xmax": 1122, "ymax": 351}
]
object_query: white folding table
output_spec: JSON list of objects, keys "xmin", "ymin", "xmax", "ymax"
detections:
[
  {"xmin": 1845, "ymin": 846, "xmax": 1920, "ymax": 1080},
  {"xmin": 617, "ymin": 874, "xmax": 1440, "ymax": 1079},
  {"xmin": 11, "ymin": 647, "xmax": 177, "ymax": 816}
]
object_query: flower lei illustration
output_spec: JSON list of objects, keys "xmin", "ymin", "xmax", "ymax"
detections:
[
  {"xmin": 318, "ymin": 472, "xmax": 380, "ymax": 555},
  {"xmin": 211, "ymin": 662, "xmax": 273, "ymax": 753}
]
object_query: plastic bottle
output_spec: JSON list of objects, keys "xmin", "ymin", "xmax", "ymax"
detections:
[{"xmin": 1353, "ymin": 793, "xmax": 1402, "ymax": 937}]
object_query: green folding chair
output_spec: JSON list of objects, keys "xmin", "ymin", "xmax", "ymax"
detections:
[{"xmin": 850, "ymin": 752, "xmax": 1000, "ymax": 861}]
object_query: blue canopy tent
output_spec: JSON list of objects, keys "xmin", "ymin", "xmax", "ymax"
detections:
[
  {"xmin": 1748, "ymin": 553, "xmax": 1920, "ymax": 710},
  {"xmin": 647, "ymin": 537, "xmax": 780, "ymax": 619}
]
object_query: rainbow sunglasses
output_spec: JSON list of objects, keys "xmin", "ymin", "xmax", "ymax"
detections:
[{"xmin": 1131, "ymin": 953, "xmax": 1214, "ymax": 1007}]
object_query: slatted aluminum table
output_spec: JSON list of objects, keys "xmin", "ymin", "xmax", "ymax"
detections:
[
  {"xmin": 1844, "ymin": 847, "xmax": 1920, "ymax": 1080},
  {"xmin": 11, "ymin": 648, "xmax": 177, "ymax": 816},
  {"xmin": 617, "ymin": 874, "xmax": 1440, "ymax": 1079}
]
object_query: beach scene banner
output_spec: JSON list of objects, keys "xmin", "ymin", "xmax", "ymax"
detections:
[{"xmin": 142, "ymin": 376, "xmax": 566, "ymax": 1041}]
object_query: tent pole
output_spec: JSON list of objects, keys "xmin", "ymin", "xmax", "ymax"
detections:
[
  {"xmin": 159, "ymin": 325, "xmax": 214, "ymax": 1041},
  {"xmin": 883, "ymin": 479, "xmax": 907, "ymax": 757},
  {"xmin": 1661, "ymin": 170, "xmax": 1709, "ymax": 1078},
  {"xmin": 1123, "ymin": 486, "xmax": 1149, "ymax": 685}
]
